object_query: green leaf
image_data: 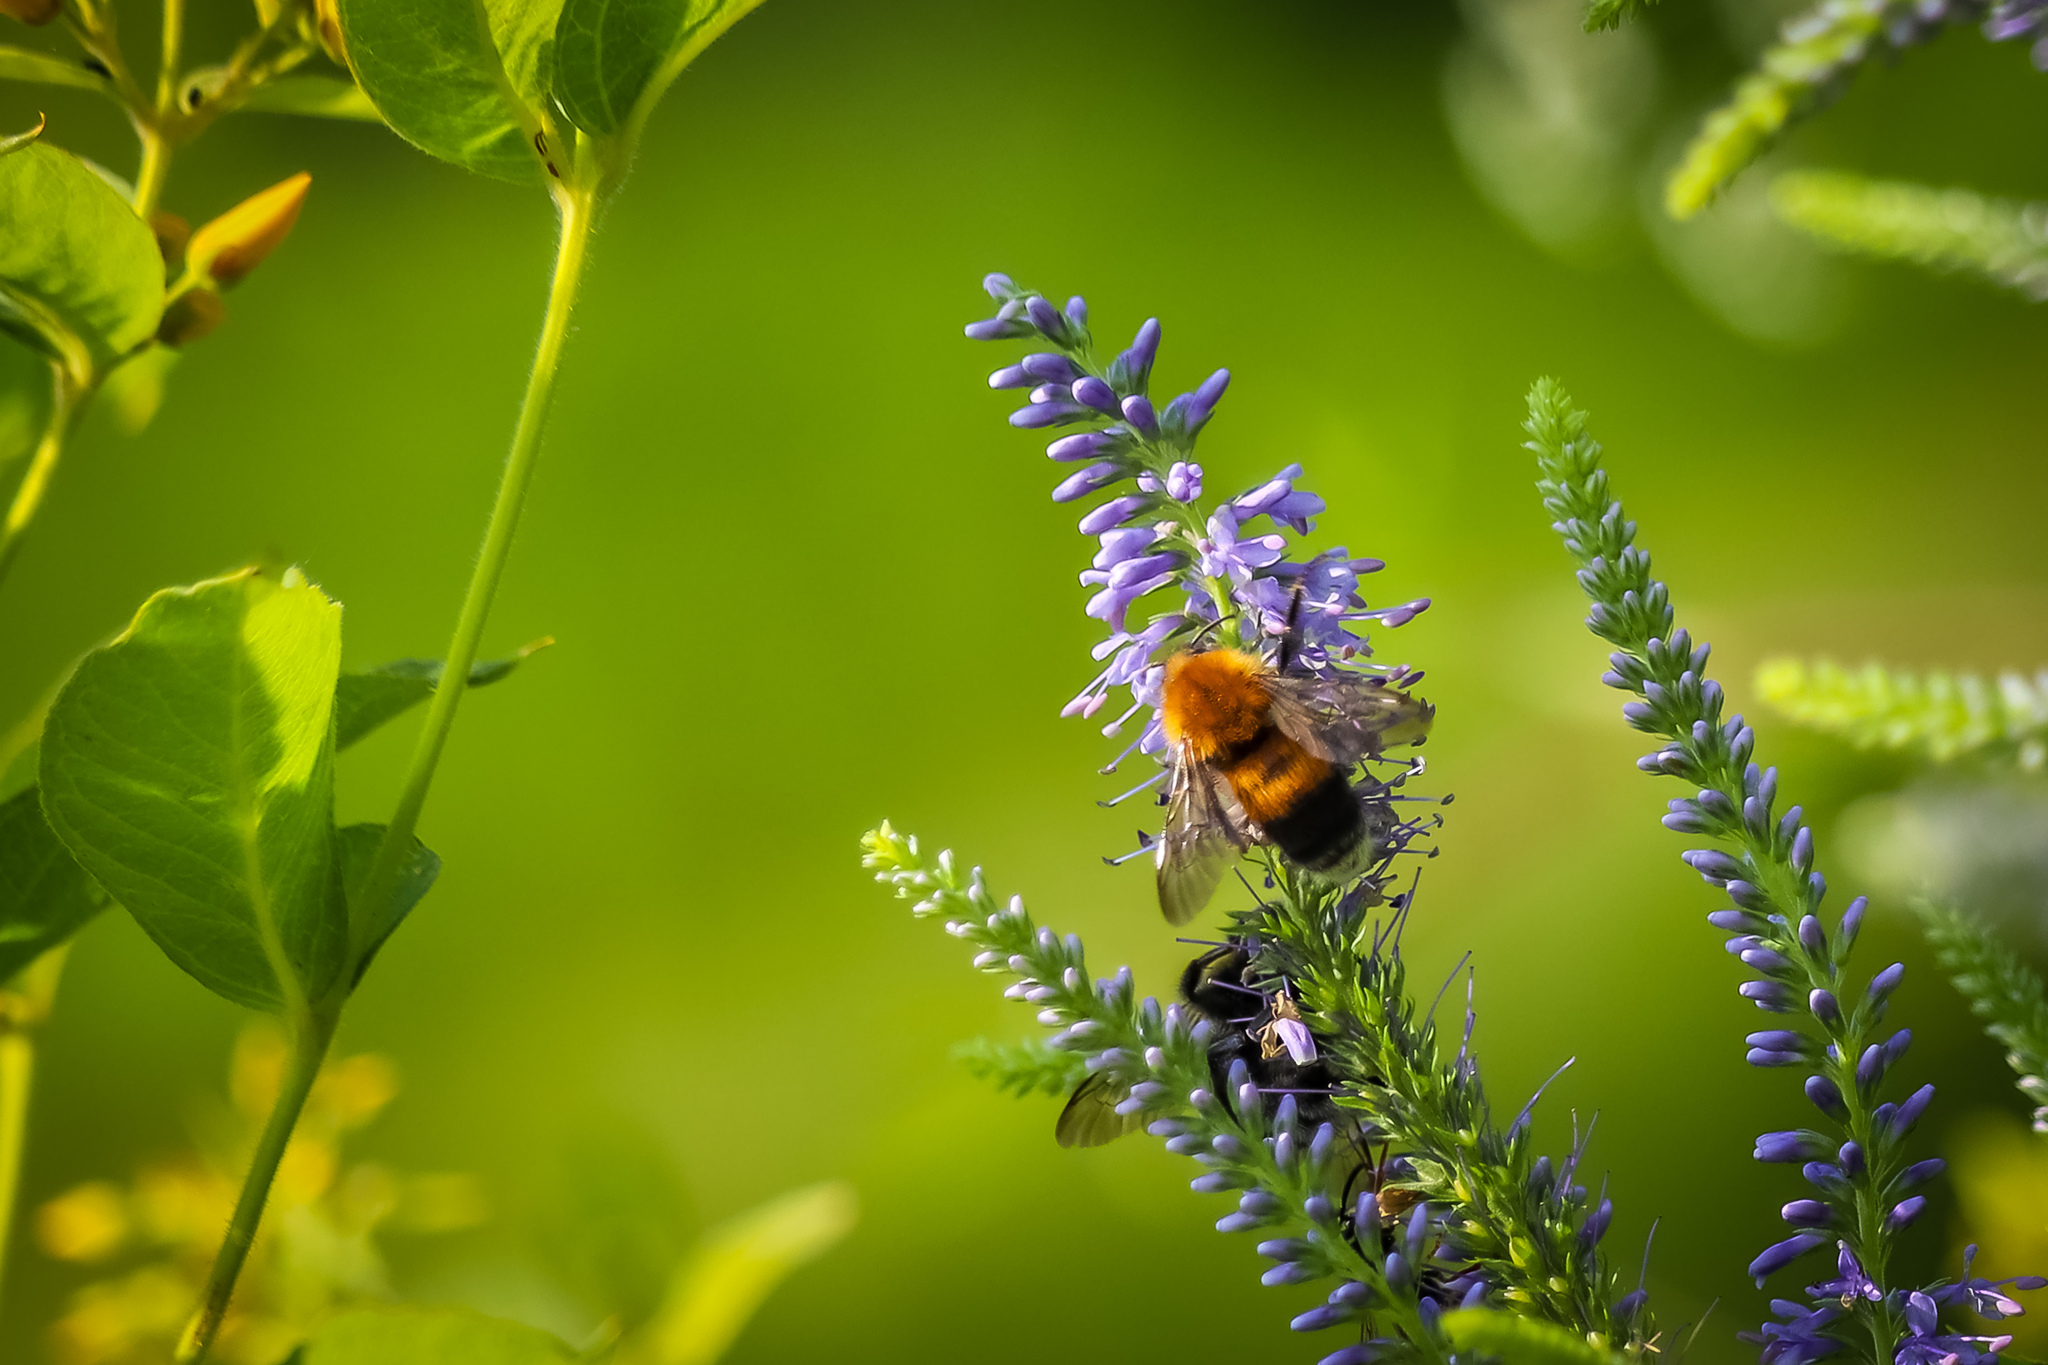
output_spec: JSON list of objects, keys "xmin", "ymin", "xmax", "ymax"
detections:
[
  {"xmin": 0, "ymin": 328, "xmax": 52, "ymax": 466},
  {"xmin": 640, "ymin": 1182, "xmax": 857, "ymax": 1365},
  {"xmin": 335, "ymin": 0, "xmax": 548, "ymax": 183},
  {"xmin": 0, "ymin": 786, "xmax": 107, "ymax": 983},
  {"xmin": 335, "ymin": 821, "xmax": 438, "ymax": 986},
  {"xmin": 40, "ymin": 569, "xmax": 347, "ymax": 1013},
  {"xmin": 226, "ymin": 73, "xmax": 385, "ymax": 122},
  {"xmin": 334, "ymin": 637, "xmax": 550, "ymax": 751},
  {"xmin": 0, "ymin": 144, "xmax": 163, "ymax": 374},
  {"xmin": 1918, "ymin": 903, "xmax": 2048, "ymax": 1129},
  {"xmin": 298, "ymin": 1307, "xmax": 577, "ymax": 1364},
  {"xmin": 952, "ymin": 1034, "xmax": 1091, "ymax": 1099},
  {"xmin": 1771, "ymin": 170, "xmax": 2048, "ymax": 302},
  {"xmin": 1441, "ymin": 1309, "xmax": 1633, "ymax": 1365},
  {"xmin": 92, "ymin": 344, "xmax": 177, "ymax": 434},
  {"xmin": 0, "ymin": 113, "xmax": 45, "ymax": 159},
  {"xmin": 0, "ymin": 45, "xmax": 106, "ymax": 92},
  {"xmin": 1757, "ymin": 655, "xmax": 2048, "ymax": 769},
  {"xmin": 552, "ymin": 0, "xmax": 764, "ymax": 137}
]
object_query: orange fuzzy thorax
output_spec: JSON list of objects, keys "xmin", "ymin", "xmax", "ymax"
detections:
[{"xmin": 1161, "ymin": 650, "xmax": 1271, "ymax": 761}]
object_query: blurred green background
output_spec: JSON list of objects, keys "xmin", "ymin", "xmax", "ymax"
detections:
[{"xmin": 3, "ymin": 0, "xmax": 2048, "ymax": 1359}]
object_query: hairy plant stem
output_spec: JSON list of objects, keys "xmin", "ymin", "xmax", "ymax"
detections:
[
  {"xmin": 174, "ymin": 1004, "xmax": 336, "ymax": 1365},
  {"xmin": 0, "ymin": 370, "xmax": 80, "ymax": 595},
  {"xmin": 352, "ymin": 181, "xmax": 596, "ymax": 959}
]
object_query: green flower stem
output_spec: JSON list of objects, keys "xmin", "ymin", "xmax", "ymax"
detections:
[
  {"xmin": 174, "ymin": 1003, "xmax": 336, "ymax": 1365},
  {"xmin": 0, "ymin": 370, "xmax": 79, "ymax": 595},
  {"xmin": 132, "ymin": 124, "xmax": 171, "ymax": 220},
  {"xmin": 351, "ymin": 181, "xmax": 596, "ymax": 965}
]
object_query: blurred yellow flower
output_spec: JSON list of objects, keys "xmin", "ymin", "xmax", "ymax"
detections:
[
  {"xmin": 36, "ymin": 1022, "xmax": 486, "ymax": 1365},
  {"xmin": 1950, "ymin": 1109, "xmax": 2048, "ymax": 1350}
]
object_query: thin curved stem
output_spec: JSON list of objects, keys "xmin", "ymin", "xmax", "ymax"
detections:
[
  {"xmin": 133, "ymin": 127, "xmax": 172, "ymax": 220},
  {"xmin": 0, "ymin": 369, "xmax": 78, "ymax": 595},
  {"xmin": 173, "ymin": 1005, "xmax": 335, "ymax": 1365},
  {"xmin": 350, "ymin": 185, "xmax": 596, "ymax": 962}
]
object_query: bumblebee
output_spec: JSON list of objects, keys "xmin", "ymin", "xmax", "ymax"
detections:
[
  {"xmin": 1057, "ymin": 944, "xmax": 1358, "ymax": 1147},
  {"xmin": 1154, "ymin": 641, "xmax": 1431, "ymax": 924}
]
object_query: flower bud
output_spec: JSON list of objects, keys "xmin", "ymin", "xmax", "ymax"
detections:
[
  {"xmin": 188, "ymin": 172, "xmax": 310, "ymax": 288},
  {"xmin": 156, "ymin": 288, "xmax": 225, "ymax": 347},
  {"xmin": 0, "ymin": 0, "xmax": 61, "ymax": 26}
]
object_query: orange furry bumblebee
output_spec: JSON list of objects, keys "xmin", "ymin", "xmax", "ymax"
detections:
[{"xmin": 1154, "ymin": 647, "xmax": 1431, "ymax": 924}]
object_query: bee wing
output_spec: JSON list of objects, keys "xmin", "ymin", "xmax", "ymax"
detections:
[
  {"xmin": 1156, "ymin": 748, "xmax": 1248, "ymax": 926},
  {"xmin": 1266, "ymin": 673, "xmax": 1433, "ymax": 766},
  {"xmin": 1055, "ymin": 1072, "xmax": 1147, "ymax": 1148}
]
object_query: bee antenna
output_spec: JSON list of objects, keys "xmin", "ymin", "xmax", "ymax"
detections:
[{"xmin": 1276, "ymin": 581, "xmax": 1307, "ymax": 674}]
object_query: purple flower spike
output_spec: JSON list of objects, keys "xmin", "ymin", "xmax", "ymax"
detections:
[
  {"xmin": 1117, "ymin": 318, "xmax": 1161, "ymax": 384},
  {"xmin": 1020, "ymin": 352, "xmax": 1077, "ymax": 383},
  {"xmin": 1077, "ymin": 494, "xmax": 1149, "ymax": 536},
  {"xmin": 1164, "ymin": 461, "xmax": 1202, "ymax": 503},
  {"xmin": 1889, "ymin": 1083, "xmax": 1936, "ymax": 1137},
  {"xmin": 1809, "ymin": 1243, "xmax": 1882, "ymax": 1304},
  {"xmin": 1805, "ymin": 1075, "xmax": 1847, "ymax": 1118},
  {"xmin": 1750, "ymin": 1232, "xmax": 1829, "ymax": 1285},
  {"xmin": 1011, "ymin": 399, "xmax": 1089, "ymax": 429},
  {"xmin": 1875, "ymin": 1203, "xmax": 1925, "ymax": 1236},
  {"xmin": 1317, "ymin": 1346, "xmax": 1383, "ymax": 1365},
  {"xmin": 1071, "ymin": 376, "xmax": 1119, "ymax": 414},
  {"xmin": 1756, "ymin": 1130, "xmax": 1827, "ymax": 1163},
  {"xmin": 1781, "ymin": 1199, "xmax": 1833, "ymax": 1227},
  {"xmin": 1052, "ymin": 462, "xmax": 1123, "ymax": 503},
  {"xmin": 1120, "ymin": 394, "xmax": 1158, "ymax": 435},
  {"xmin": 1047, "ymin": 431, "xmax": 1114, "ymax": 463},
  {"xmin": 1025, "ymin": 295, "xmax": 1064, "ymax": 339}
]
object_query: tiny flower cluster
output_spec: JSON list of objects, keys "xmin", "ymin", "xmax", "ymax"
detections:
[
  {"xmin": 1751, "ymin": 1243, "xmax": 2045, "ymax": 1365},
  {"xmin": 1529, "ymin": 379, "xmax": 2042, "ymax": 1363},
  {"xmin": 966, "ymin": 275, "xmax": 1426, "ymax": 761}
]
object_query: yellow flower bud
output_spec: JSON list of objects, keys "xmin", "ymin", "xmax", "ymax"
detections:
[
  {"xmin": 0, "ymin": 0, "xmax": 61, "ymax": 27},
  {"xmin": 312, "ymin": 0, "xmax": 347, "ymax": 65},
  {"xmin": 187, "ymin": 171, "xmax": 309, "ymax": 289},
  {"xmin": 35, "ymin": 1181, "xmax": 130, "ymax": 1262},
  {"xmin": 156, "ymin": 287, "xmax": 225, "ymax": 347}
]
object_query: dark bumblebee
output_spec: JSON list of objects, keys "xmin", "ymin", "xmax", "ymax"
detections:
[{"xmin": 1056, "ymin": 943, "xmax": 1359, "ymax": 1147}]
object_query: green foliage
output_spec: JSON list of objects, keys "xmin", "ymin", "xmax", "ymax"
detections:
[
  {"xmin": 633, "ymin": 1181, "xmax": 857, "ymax": 1365},
  {"xmin": 1771, "ymin": 170, "xmax": 2048, "ymax": 300},
  {"xmin": 334, "ymin": 0, "xmax": 555, "ymax": 184},
  {"xmin": 0, "ymin": 145, "xmax": 161, "ymax": 380},
  {"xmin": 1918, "ymin": 903, "xmax": 2048, "ymax": 1130},
  {"xmin": 0, "ymin": 787, "xmax": 105, "ymax": 983},
  {"xmin": 39, "ymin": 569, "xmax": 347, "ymax": 1015},
  {"xmin": 1664, "ymin": 0, "xmax": 1942, "ymax": 220},
  {"xmin": 1442, "ymin": 1307, "xmax": 1635, "ymax": 1365},
  {"xmin": 334, "ymin": 640, "xmax": 551, "ymax": 751},
  {"xmin": 338, "ymin": 0, "xmax": 763, "ymax": 190},
  {"xmin": 221, "ymin": 73, "xmax": 384, "ymax": 122},
  {"xmin": 335, "ymin": 822, "xmax": 439, "ymax": 986},
  {"xmin": 293, "ymin": 1306, "xmax": 578, "ymax": 1364},
  {"xmin": 1581, "ymin": 0, "xmax": 1659, "ymax": 32},
  {"xmin": 552, "ymin": 0, "xmax": 764, "ymax": 137},
  {"xmin": 0, "ymin": 46, "xmax": 105, "ymax": 92},
  {"xmin": 953, "ymin": 1034, "xmax": 1092, "ymax": 1099},
  {"xmin": 538, "ymin": 1121, "xmax": 701, "ymax": 1328},
  {"xmin": 1757, "ymin": 656, "xmax": 2048, "ymax": 769}
]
